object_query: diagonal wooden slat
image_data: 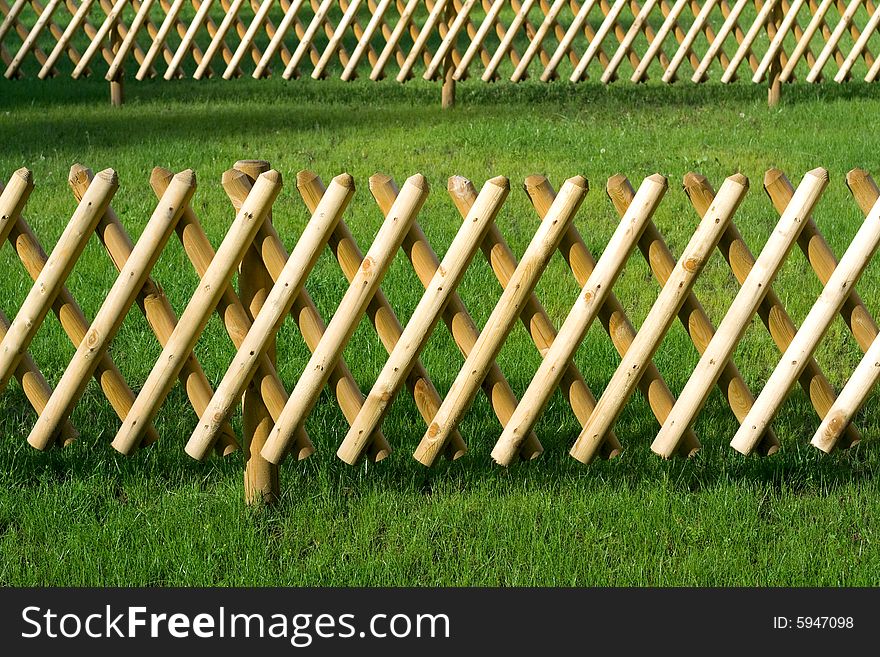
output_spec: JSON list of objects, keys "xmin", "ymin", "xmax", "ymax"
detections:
[
  {"xmin": 455, "ymin": 176, "xmax": 619, "ymax": 466},
  {"xmin": 572, "ymin": 175, "xmax": 749, "ymax": 462},
  {"xmin": 259, "ymin": 175, "xmax": 429, "ymax": 464},
  {"xmin": 836, "ymin": 0, "xmax": 880, "ymax": 80},
  {"xmin": 370, "ymin": 0, "xmax": 419, "ymax": 80},
  {"xmin": 493, "ymin": 175, "xmax": 667, "ymax": 463},
  {"xmin": 653, "ymin": 168, "xmax": 829, "ymax": 458},
  {"xmin": 5, "ymin": 0, "xmax": 62, "ymax": 78},
  {"xmin": 570, "ymin": 0, "xmax": 627, "ymax": 81},
  {"xmin": 112, "ymin": 169, "xmax": 316, "ymax": 459},
  {"xmin": 1, "ymin": 168, "xmax": 162, "ymax": 446},
  {"xmin": 732, "ymin": 190, "xmax": 880, "ymax": 454},
  {"xmin": 338, "ymin": 176, "xmax": 509, "ymax": 463},
  {"xmin": 812, "ymin": 170, "xmax": 880, "ymax": 451},
  {"xmin": 684, "ymin": 171, "xmax": 862, "ymax": 452},
  {"xmin": 606, "ymin": 175, "xmax": 776, "ymax": 456},
  {"xmin": 65, "ymin": 165, "xmax": 239, "ymax": 454},
  {"xmin": 420, "ymin": 175, "xmax": 590, "ymax": 467},
  {"xmin": 299, "ymin": 173, "xmax": 468, "ymax": 462},
  {"xmin": 342, "ymin": 0, "xmax": 391, "ymax": 80},
  {"xmin": 0, "ymin": 170, "xmax": 78, "ymax": 446},
  {"xmin": 358, "ymin": 174, "xmax": 539, "ymax": 464},
  {"xmin": 455, "ymin": 0, "xmax": 504, "ymax": 80},
  {"xmin": 26, "ymin": 170, "xmax": 200, "ymax": 451},
  {"xmin": 525, "ymin": 175, "xmax": 701, "ymax": 459},
  {"xmin": 412, "ymin": 181, "xmax": 582, "ymax": 465}
]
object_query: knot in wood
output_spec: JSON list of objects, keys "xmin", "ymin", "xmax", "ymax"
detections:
[{"xmin": 683, "ymin": 257, "xmax": 701, "ymax": 272}]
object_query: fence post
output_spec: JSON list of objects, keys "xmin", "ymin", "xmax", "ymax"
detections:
[
  {"xmin": 235, "ymin": 159, "xmax": 279, "ymax": 505},
  {"xmin": 767, "ymin": 2, "xmax": 782, "ymax": 107},
  {"xmin": 442, "ymin": 2, "xmax": 456, "ymax": 109},
  {"xmin": 109, "ymin": 24, "xmax": 124, "ymax": 107}
]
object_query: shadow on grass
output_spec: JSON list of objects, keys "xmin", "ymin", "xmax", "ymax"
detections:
[
  {"xmin": 4, "ymin": 74, "xmax": 880, "ymax": 107},
  {"xmin": 4, "ymin": 414, "xmax": 877, "ymax": 507},
  {"xmin": 1, "ymin": 76, "xmax": 878, "ymax": 148}
]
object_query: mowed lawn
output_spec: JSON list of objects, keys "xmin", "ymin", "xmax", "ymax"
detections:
[{"xmin": 1, "ymin": 78, "xmax": 879, "ymax": 586}]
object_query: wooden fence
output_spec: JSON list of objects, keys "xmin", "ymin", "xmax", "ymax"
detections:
[
  {"xmin": 2, "ymin": 160, "xmax": 880, "ymax": 502},
  {"xmin": 3, "ymin": 1, "xmax": 880, "ymax": 105}
]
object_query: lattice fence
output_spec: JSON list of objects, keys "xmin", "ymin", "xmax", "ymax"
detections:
[
  {"xmin": 2, "ymin": 1, "xmax": 880, "ymax": 95},
  {"xmin": 1, "ymin": 160, "xmax": 880, "ymax": 502}
]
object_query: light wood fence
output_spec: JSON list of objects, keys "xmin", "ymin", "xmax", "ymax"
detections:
[
  {"xmin": 2, "ymin": 160, "xmax": 880, "ymax": 502},
  {"xmin": 3, "ymin": 1, "xmax": 880, "ymax": 105}
]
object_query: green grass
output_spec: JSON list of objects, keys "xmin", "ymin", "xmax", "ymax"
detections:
[{"xmin": 1, "ymin": 77, "xmax": 880, "ymax": 586}]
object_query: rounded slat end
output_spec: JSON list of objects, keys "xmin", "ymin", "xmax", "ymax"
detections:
[
  {"xmin": 563, "ymin": 174, "xmax": 588, "ymax": 192},
  {"xmin": 486, "ymin": 174, "xmax": 509, "ymax": 190},
  {"xmin": 149, "ymin": 166, "xmax": 173, "ymax": 189},
  {"xmin": 726, "ymin": 172, "xmax": 749, "ymax": 190},
  {"xmin": 258, "ymin": 169, "xmax": 282, "ymax": 185},
  {"xmin": 405, "ymin": 172, "xmax": 429, "ymax": 192},
  {"xmin": 331, "ymin": 172, "xmax": 355, "ymax": 190},
  {"xmin": 806, "ymin": 166, "xmax": 830, "ymax": 184},
  {"xmin": 173, "ymin": 168, "xmax": 197, "ymax": 187},
  {"xmin": 763, "ymin": 167, "xmax": 785, "ymax": 188}
]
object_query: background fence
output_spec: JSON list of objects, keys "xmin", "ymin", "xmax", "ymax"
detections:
[
  {"xmin": 3, "ymin": 1, "xmax": 880, "ymax": 105},
  {"xmin": 1, "ymin": 159, "xmax": 880, "ymax": 503}
]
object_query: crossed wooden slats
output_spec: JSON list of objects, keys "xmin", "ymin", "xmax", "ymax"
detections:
[
  {"xmin": 109, "ymin": 169, "xmax": 314, "ymax": 458},
  {"xmin": 187, "ymin": 170, "xmax": 475, "ymax": 463},
  {"xmin": 341, "ymin": 0, "xmax": 391, "ymax": 80},
  {"xmin": 571, "ymin": 168, "xmax": 876, "ymax": 460},
  {"xmin": 540, "ymin": 0, "xmax": 601, "ymax": 82},
  {"xmin": 750, "ymin": 168, "xmax": 880, "ymax": 451},
  {"xmin": 807, "ymin": 0, "xmax": 873, "ymax": 82},
  {"xmin": 217, "ymin": 162, "xmax": 391, "ymax": 465},
  {"xmin": 104, "ymin": 0, "xmax": 154, "ymax": 81},
  {"xmin": 0, "ymin": 171, "xmax": 77, "ymax": 446},
  {"xmin": 603, "ymin": 174, "xmax": 781, "ymax": 457},
  {"xmin": 283, "ymin": 0, "xmax": 335, "ymax": 79},
  {"xmin": 227, "ymin": 174, "xmax": 431, "ymax": 463},
  {"xmin": 731, "ymin": 183, "xmax": 880, "ymax": 454},
  {"xmin": 480, "ymin": 0, "xmax": 532, "ymax": 81},
  {"xmin": 343, "ymin": 174, "xmax": 543, "ymax": 463},
  {"xmin": 290, "ymin": 171, "xmax": 468, "ymax": 461},
  {"xmin": 26, "ymin": 167, "xmax": 236, "ymax": 452},
  {"xmin": 369, "ymin": 0, "xmax": 418, "ymax": 80},
  {"xmin": 1, "ymin": 0, "xmax": 56, "ymax": 74},
  {"xmin": 0, "ymin": 168, "xmax": 163, "ymax": 448},
  {"xmin": 396, "ymin": 0, "xmax": 446, "ymax": 81},
  {"xmin": 454, "ymin": 0, "xmax": 504, "ymax": 80},
  {"xmin": 518, "ymin": 175, "xmax": 706, "ymax": 461},
  {"xmin": 6, "ymin": 0, "xmax": 880, "ymax": 83},
  {"xmin": 6, "ymin": 165, "xmax": 880, "ymax": 469},
  {"xmin": 570, "ymin": 174, "xmax": 751, "ymax": 461},
  {"xmin": 444, "ymin": 175, "xmax": 620, "ymax": 463},
  {"xmin": 492, "ymin": 174, "xmax": 775, "ymax": 462},
  {"xmin": 679, "ymin": 171, "xmax": 867, "ymax": 452},
  {"xmin": 495, "ymin": 175, "xmax": 669, "ymax": 459},
  {"xmin": 451, "ymin": 0, "xmax": 493, "ymax": 78},
  {"xmin": 335, "ymin": 175, "xmax": 527, "ymax": 463},
  {"xmin": 653, "ymin": 169, "xmax": 831, "ymax": 457},
  {"xmin": 164, "ymin": 0, "xmax": 216, "ymax": 79},
  {"xmin": 510, "ymin": 0, "xmax": 570, "ymax": 82},
  {"xmin": 425, "ymin": 0, "xmax": 477, "ymax": 80},
  {"xmin": 255, "ymin": 0, "xmax": 310, "ymax": 79},
  {"xmin": 196, "ymin": 0, "xmax": 248, "ymax": 79},
  {"xmin": 5, "ymin": 0, "xmax": 63, "ymax": 78},
  {"xmin": 407, "ymin": 175, "xmax": 589, "ymax": 466},
  {"xmin": 813, "ymin": 172, "xmax": 880, "ymax": 449}
]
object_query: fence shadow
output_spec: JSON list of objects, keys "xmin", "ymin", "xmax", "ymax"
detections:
[
  {"xmin": 4, "ymin": 422, "xmax": 877, "ymax": 504},
  {"xmin": 1, "ymin": 77, "xmax": 877, "ymax": 168}
]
